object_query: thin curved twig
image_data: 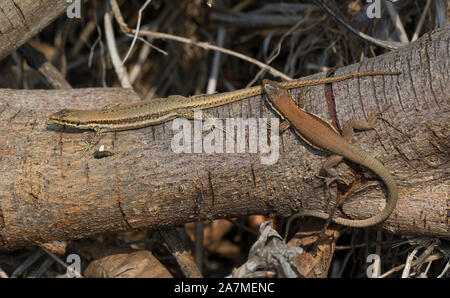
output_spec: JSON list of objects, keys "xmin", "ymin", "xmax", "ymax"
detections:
[
  {"xmin": 104, "ymin": 7, "xmax": 132, "ymax": 88},
  {"xmin": 122, "ymin": 0, "xmax": 153, "ymax": 64},
  {"xmin": 313, "ymin": 0, "xmax": 406, "ymax": 50},
  {"xmin": 108, "ymin": 0, "xmax": 291, "ymax": 81}
]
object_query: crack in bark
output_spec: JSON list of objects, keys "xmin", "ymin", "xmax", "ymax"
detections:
[
  {"xmin": 207, "ymin": 170, "xmax": 215, "ymax": 207},
  {"xmin": 404, "ymin": 51, "xmax": 423, "ymax": 109},
  {"xmin": 0, "ymin": 202, "xmax": 5, "ymax": 229},
  {"xmin": 325, "ymin": 69, "xmax": 340, "ymax": 132},
  {"xmin": 250, "ymin": 163, "xmax": 257, "ymax": 188},
  {"xmin": 12, "ymin": 0, "xmax": 26, "ymax": 23},
  {"xmin": 115, "ymin": 174, "xmax": 133, "ymax": 230},
  {"xmin": 0, "ymin": 4, "xmax": 13, "ymax": 30},
  {"xmin": 423, "ymin": 41, "xmax": 440, "ymax": 108}
]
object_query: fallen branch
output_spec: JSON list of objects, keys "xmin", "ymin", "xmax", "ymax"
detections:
[{"xmin": 0, "ymin": 27, "xmax": 448, "ymax": 249}]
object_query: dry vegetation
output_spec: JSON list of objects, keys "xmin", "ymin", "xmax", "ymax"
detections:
[{"xmin": 0, "ymin": 0, "xmax": 448, "ymax": 278}]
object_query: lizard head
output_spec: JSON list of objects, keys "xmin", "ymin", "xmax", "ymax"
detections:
[{"xmin": 48, "ymin": 109, "xmax": 88, "ymax": 129}]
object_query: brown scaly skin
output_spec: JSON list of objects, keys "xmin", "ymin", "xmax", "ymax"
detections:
[{"xmin": 263, "ymin": 79, "xmax": 398, "ymax": 228}]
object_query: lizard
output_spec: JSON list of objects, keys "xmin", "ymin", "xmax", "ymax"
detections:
[
  {"xmin": 47, "ymin": 71, "xmax": 399, "ymax": 228},
  {"xmin": 262, "ymin": 79, "xmax": 398, "ymax": 228},
  {"xmin": 48, "ymin": 71, "xmax": 400, "ymax": 134}
]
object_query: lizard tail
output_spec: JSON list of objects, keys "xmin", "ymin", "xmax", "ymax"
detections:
[{"xmin": 285, "ymin": 155, "xmax": 398, "ymax": 237}]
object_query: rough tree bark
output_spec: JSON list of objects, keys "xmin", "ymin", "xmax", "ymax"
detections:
[
  {"xmin": 0, "ymin": 27, "xmax": 448, "ymax": 249},
  {"xmin": 0, "ymin": 0, "xmax": 75, "ymax": 61}
]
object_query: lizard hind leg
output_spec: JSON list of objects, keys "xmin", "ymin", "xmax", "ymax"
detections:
[
  {"xmin": 322, "ymin": 154, "xmax": 344, "ymax": 177},
  {"xmin": 341, "ymin": 107, "xmax": 393, "ymax": 141},
  {"xmin": 321, "ymin": 154, "xmax": 356, "ymax": 186}
]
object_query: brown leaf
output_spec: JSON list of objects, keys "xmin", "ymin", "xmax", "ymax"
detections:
[
  {"xmin": 294, "ymin": 252, "xmax": 319, "ymax": 277},
  {"xmin": 84, "ymin": 250, "xmax": 172, "ymax": 278}
]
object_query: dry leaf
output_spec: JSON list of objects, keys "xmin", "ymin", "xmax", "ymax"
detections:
[{"xmin": 84, "ymin": 250, "xmax": 172, "ymax": 278}]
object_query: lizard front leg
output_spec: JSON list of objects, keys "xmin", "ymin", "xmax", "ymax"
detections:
[{"xmin": 80, "ymin": 127, "xmax": 104, "ymax": 157}]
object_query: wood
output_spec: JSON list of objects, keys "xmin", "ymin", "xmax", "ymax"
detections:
[
  {"xmin": 0, "ymin": 0, "xmax": 72, "ymax": 61},
  {"xmin": 0, "ymin": 27, "xmax": 448, "ymax": 249}
]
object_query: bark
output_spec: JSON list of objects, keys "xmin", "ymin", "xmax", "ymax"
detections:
[
  {"xmin": 0, "ymin": 27, "xmax": 448, "ymax": 249},
  {"xmin": 0, "ymin": 0, "xmax": 72, "ymax": 61}
]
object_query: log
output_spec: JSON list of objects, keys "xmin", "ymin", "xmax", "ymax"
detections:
[
  {"xmin": 0, "ymin": 0, "xmax": 73, "ymax": 61},
  {"xmin": 0, "ymin": 27, "xmax": 448, "ymax": 249}
]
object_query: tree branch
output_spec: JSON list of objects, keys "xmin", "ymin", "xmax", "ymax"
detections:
[
  {"xmin": 0, "ymin": 27, "xmax": 448, "ymax": 249},
  {"xmin": 0, "ymin": 0, "xmax": 72, "ymax": 61}
]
